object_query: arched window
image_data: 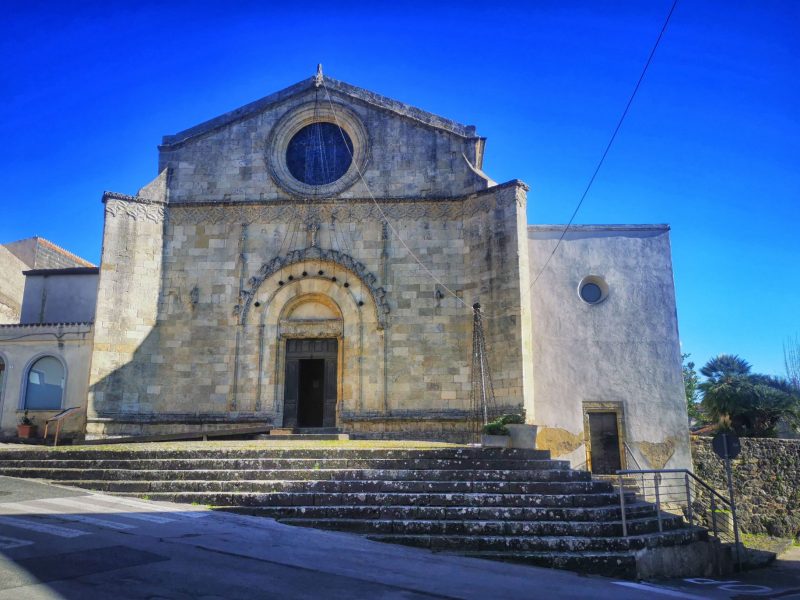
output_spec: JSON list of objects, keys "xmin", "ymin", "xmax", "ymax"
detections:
[{"xmin": 24, "ymin": 356, "xmax": 64, "ymax": 410}]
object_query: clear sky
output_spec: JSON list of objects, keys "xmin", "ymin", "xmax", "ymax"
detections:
[{"xmin": 1, "ymin": 1, "xmax": 797, "ymax": 376}]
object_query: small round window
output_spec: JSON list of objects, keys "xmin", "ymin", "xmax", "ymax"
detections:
[
  {"xmin": 286, "ymin": 122, "xmax": 354, "ymax": 186},
  {"xmin": 578, "ymin": 276, "xmax": 608, "ymax": 305}
]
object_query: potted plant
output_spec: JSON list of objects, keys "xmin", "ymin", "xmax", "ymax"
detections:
[
  {"xmin": 501, "ymin": 413, "xmax": 538, "ymax": 449},
  {"xmin": 17, "ymin": 411, "xmax": 38, "ymax": 438},
  {"xmin": 481, "ymin": 417, "xmax": 511, "ymax": 448}
]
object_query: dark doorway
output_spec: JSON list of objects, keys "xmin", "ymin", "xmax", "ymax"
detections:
[
  {"xmin": 588, "ymin": 412, "xmax": 622, "ymax": 474},
  {"xmin": 298, "ymin": 359, "xmax": 325, "ymax": 427},
  {"xmin": 283, "ymin": 338, "xmax": 338, "ymax": 428}
]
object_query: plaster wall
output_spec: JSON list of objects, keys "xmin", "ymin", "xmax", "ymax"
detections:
[
  {"xmin": 528, "ymin": 225, "xmax": 690, "ymax": 471},
  {"xmin": 0, "ymin": 323, "xmax": 93, "ymax": 436},
  {"xmin": 20, "ymin": 273, "xmax": 99, "ymax": 324}
]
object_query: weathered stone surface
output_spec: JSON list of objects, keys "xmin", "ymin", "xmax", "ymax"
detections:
[
  {"xmin": 692, "ymin": 436, "xmax": 800, "ymax": 539},
  {"xmin": 0, "ymin": 444, "xmax": 716, "ymax": 578}
]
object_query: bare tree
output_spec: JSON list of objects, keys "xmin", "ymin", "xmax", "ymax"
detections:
[{"xmin": 785, "ymin": 334, "xmax": 800, "ymax": 391}]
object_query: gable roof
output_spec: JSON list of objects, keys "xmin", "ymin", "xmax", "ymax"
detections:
[{"xmin": 160, "ymin": 73, "xmax": 479, "ymax": 149}]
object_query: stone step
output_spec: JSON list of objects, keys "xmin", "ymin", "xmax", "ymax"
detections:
[
  {"xmin": 277, "ymin": 515, "xmax": 685, "ymax": 537},
  {"xmin": 59, "ymin": 479, "xmax": 611, "ymax": 494},
  {"xmin": 454, "ymin": 551, "xmax": 638, "ymax": 578},
  {"xmin": 0, "ymin": 466, "xmax": 590, "ymax": 483},
  {"xmin": 0, "ymin": 447, "xmax": 551, "ymax": 461},
  {"xmin": 216, "ymin": 502, "xmax": 658, "ymax": 522},
  {"xmin": 104, "ymin": 490, "xmax": 636, "ymax": 508},
  {"xmin": 55, "ymin": 479, "xmax": 612, "ymax": 495},
  {"xmin": 0, "ymin": 457, "xmax": 568, "ymax": 471},
  {"xmin": 364, "ymin": 527, "xmax": 705, "ymax": 552}
]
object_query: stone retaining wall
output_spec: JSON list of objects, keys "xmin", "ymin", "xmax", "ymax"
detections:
[{"xmin": 692, "ymin": 436, "xmax": 800, "ymax": 539}]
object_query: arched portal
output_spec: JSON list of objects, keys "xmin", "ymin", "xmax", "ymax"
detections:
[{"xmin": 241, "ymin": 256, "xmax": 386, "ymax": 429}]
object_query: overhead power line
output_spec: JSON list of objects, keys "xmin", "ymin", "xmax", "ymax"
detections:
[{"xmin": 525, "ymin": 0, "xmax": 680, "ymax": 295}]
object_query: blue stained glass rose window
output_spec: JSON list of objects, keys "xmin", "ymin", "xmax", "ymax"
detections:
[{"xmin": 286, "ymin": 122, "xmax": 354, "ymax": 186}]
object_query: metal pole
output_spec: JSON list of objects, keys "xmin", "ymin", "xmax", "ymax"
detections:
[
  {"xmin": 725, "ymin": 457, "xmax": 742, "ymax": 569},
  {"xmin": 710, "ymin": 494, "xmax": 718, "ymax": 537},
  {"xmin": 654, "ymin": 473, "xmax": 663, "ymax": 533},
  {"xmin": 722, "ymin": 435, "xmax": 742, "ymax": 570},
  {"xmin": 684, "ymin": 472, "xmax": 693, "ymax": 526},
  {"xmin": 619, "ymin": 473, "xmax": 628, "ymax": 537}
]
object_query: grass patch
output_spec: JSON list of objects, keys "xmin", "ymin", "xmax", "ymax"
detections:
[{"xmin": 741, "ymin": 533, "xmax": 793, "ymax": 555}]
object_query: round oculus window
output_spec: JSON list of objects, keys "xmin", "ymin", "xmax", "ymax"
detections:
[
  {"xmin": 286, "ymin": 122, "xmax": 354, "ymax": 186},
  {"xmin": 579, "ymin": 282, "xmax": 603, "ymax": 303}
]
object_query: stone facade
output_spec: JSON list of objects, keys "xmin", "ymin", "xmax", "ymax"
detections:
[
  {"xmin": 693, "ymin": 436, "xmax": 800, "ymax": 539},
  {"xmin": 0, "ymin": 72, "xmax": 690, "ymax": 469}
]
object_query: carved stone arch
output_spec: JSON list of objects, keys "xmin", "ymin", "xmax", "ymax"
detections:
[
  {"xmin": 239, "ymin": 265, "xmax": 386, "ymax": 426},
  {"xmin": 235, "ymin": 246, "xmax": 389, "ymax": 329}
]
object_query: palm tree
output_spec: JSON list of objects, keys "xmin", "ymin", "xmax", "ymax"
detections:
[{"xmin": 699, "ymin": 354, "xmax": 800, "ymax": 437}]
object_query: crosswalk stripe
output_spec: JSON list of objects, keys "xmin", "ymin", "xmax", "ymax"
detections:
[
  {"xmin": 39, "ymin": 497, "xmax": 176, "ymax": 524},
  {"xmin": 0, "ymin": 534, "xmax": 34, "ymax": 549},
  {"xmin": 0, "ymin": 515, "xmax": 87, "ymax": 538},
  {"xmin": 0, "ymin": 500, "xmax": 137, "ymax": 531},
  {"xmin": 84, "ymin": 494, "xmax": 209, "ymax": 519}
]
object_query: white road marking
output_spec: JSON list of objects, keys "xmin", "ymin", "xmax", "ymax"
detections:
[
  {"xmin": 0, "ymin": 535, "xmax": 34, "ymax": 549},
  {"xmin": 613, "ymin": 582, "xmax": 706, "ymax": 599},
  {"xmin": 0, "ymin": 500, "xmax": 137, "ymax": 531},
  {"xmin": 85, "ymin": 494, "xmax": 209, "ymax": 518},
  {"xmin": 40, "ymin": 496, "xmax": 176, "ymax": 524},
  {"xmin": 0, "ymin": 515, "xmax": 87, "ymax": 538}
]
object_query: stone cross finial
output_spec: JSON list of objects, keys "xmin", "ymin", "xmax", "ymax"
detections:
[{"xmin": 314, "ymin": 64, "xmax": 324, "ymax": 88}]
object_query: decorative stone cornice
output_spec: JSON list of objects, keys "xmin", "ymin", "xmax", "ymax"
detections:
[
  {"xmin": 103, "ymin": 193, "xmax": 166, "ymax": 223},
  {"xmin": 166, "ymin": 185, "xmax": 522, "ymax": 226}
]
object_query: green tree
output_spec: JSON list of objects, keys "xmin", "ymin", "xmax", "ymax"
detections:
[
  {"xmin": 682, "ymin": 353, "xmax": 703, "ymax": 423},
  {"xmin": 699, "ymin": 354, "xmax": 800, "ymax": 437}
]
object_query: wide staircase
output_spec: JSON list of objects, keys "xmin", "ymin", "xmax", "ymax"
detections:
[{"xmin": 0, "ymin": 445, "xmax": 714, "ymax": 578}]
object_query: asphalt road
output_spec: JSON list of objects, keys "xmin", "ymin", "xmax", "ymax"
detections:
[{"xmin": 0, "ymin": 476, "xmax": 797, "ymax": 599}]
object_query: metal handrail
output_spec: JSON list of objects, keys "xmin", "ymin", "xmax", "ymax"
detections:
[
  {"xmin": 622, "ymin": 442, "xmax": 643, "ymax": 471},
  {"xmin": 616, "ymin": 469, "xmax": 731, "ymax": 508},
  {"xmin": 43, "ymin": 407, "xmax": 83, "ymax": 447},
  {"xmin": 615, "ymin": 467, "xmax": 740, "ymax": 569}
]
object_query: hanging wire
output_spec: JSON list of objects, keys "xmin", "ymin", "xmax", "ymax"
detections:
[
  {"xmin": 321, "ymin": 81, "xmax": 472, "ymax": 313},
  {"xmin": 319, "ymin": 0, "xmax": 678, "ymax": 322},
  {"xmin": 514, "ymin": 0, "xmax": 680, "ymax": 317},
  {"xmin": 469, "ymin": 302, "xmax": 498, "ymax": 442}
]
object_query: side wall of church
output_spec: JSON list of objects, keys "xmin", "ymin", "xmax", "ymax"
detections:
[
  {"xmin": 528, "ymin": 225, "xmax": 691, "ymax": 471},
  {"xmin": 86, "ymin": 187, "xmax": 166, "ymax": 436}
]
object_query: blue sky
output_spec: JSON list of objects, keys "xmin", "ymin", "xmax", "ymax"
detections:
[{"xmin": 1, "ymin": 1, "xmax": 797, "ymax": 376}]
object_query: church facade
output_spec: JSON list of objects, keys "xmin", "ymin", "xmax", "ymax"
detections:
[{"xmin": 0, "ymin": 71, "xmax": 690, "ymax": 473}]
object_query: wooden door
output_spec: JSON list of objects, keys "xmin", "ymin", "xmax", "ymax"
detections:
[{"xmin": 588, "ymin": 412, "xmax": 622, "ymax": 474}]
